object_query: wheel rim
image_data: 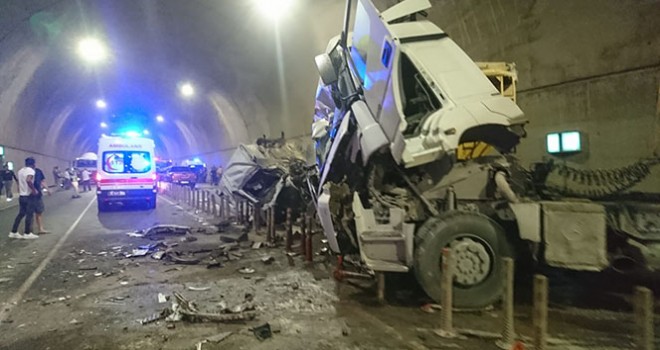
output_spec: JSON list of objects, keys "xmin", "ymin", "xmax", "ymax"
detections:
[{"xmin": 445, "ymin": 234, "xmax": 494, "ymax": 287}]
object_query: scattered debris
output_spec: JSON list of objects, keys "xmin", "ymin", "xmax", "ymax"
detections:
[
  {"xmin": 0, "ymin": 277, "xmax": 12, "ymax": 284},
  {"xmin": 93, "ymin": 272, "xmax": 103, "ymax": 277},
  {"xmin": 139, "ymin": 312, "xmax": 166, "ymax": 325},
  {"xmin": 70, "ymin": 319, "xmax": 82, "ymax": 325},
  {"xmin": 125, "ymin": 249, "xmax": 149, "ymax": 258},
  {"xmin": 120, "ymin": 281, "xmax": 129, "ymax": 285},
  {"xmin": 167, "ymin": 254, "xmax": 200, "ymax": 265},
  {"xmin": 251, "ymin": 323, "xmax": 272, "ymax": 341},
  {"xmin": 187, "ymin": 286, "xmax": 211, "ymax": 292},
  {"xmin": 194, "ymin": 332, "xmax": 233, "ymax": 350},
  {"xmin": 78, "ymin": 266, "xmax": 97, "ymax": 271},
  {"xmin": 165, "ymin": 292, "xmax": 256, "ymax": 324},
  {"xmin": 252, "ymin": 242, "xmax": 263, "ymax": 249},
  {"xmin": 238, "ymin": 267, "xmax": 255, "ymax": 274},
  {"xmin": 219, "ymin": 231, "xmax": 248, "ymax": 243},
  {"xmin": 180, "ymin": 235, "xmax": 198, "ymax": 242},
  {"xmin": 158, "ymin": 293, "xmax": 168, "ymax": 304},
  {"xmin": 207, "ymin": 260, "xmax": 223, "ymax": 269},
  {"xmin": 151, "ymin": 251, "xmax": 165, "ymax": 260},
  {"xmin": 261, "ymin": 256, "xmax": 274, "ymax": 265}
]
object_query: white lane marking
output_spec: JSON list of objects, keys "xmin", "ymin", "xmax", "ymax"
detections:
[
  {"xmin": 159, "ymin": 195, "xmax": 201, "ymax": 220},
  {"xmin": 0, "ymin": 196, "xmax": 96, "ymax": 322}
]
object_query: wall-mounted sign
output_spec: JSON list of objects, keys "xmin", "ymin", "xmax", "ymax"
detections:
[{"xmin": 546, "ymin": 131, "xmax": 582, "ymax": 154}]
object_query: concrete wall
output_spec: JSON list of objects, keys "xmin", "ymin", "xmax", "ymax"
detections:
[
  {"xmin": 1, "ymin": 145, "xmax": 70, "ymax": 188},
  {"xmin": 423, "ymin": 0, "xmax": 660, "ymax": 192}
]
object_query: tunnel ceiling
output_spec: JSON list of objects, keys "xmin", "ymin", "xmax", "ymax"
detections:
[{"xmin": 0, "ymin": 0, "xmax": 351, "ymax": 161}]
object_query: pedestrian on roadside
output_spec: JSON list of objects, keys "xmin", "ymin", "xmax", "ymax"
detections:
[
  {"xmin": 52, "ymin": 166, "xmax": 61, "ymax": 189},
  {"xmin": 215, "ymin": 165, "xmax": 223, "ymax": 186},
  {"xmin": 9, "ymin": 157, "xmax": 39, "ymax": 239},
  {"xmin": 0, "ymin": 163, "xmax": 18, "ymax": 201},
  {"xmin": 33, "ymin": 166, "xmax": 51, "ymax": 234},
  {"xmin": 81, "ymin": 169, "xmax": 91, "ymax": 192},
  {"xmin": 210, "ymin": 165, "xmax": 218, "ymax": 186},
  {"xmin": 70, "ymin": 168, "xmax": 81, "ymax": 198}
]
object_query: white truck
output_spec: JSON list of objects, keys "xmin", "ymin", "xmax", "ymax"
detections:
[
  {"xmin": 311, "ymin": 0, "xmax": 660, "ymax": 308},
  {"xmin": 96, "ymin": 136, "xmax": 157, "ymax": 211}
]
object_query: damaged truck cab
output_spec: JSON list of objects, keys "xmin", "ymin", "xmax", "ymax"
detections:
[{"xmin": 312, "ymin": 0, "xmax": 660, "ymax": 308}]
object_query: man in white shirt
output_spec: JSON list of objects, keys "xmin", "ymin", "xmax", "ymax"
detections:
[
  {"xmin": 10, "ymin": 157, "xmax": 39, "ymax": 239},
  {"xmin": 81, "ymin": 169, "xmax": 91, "ymax": 192}
]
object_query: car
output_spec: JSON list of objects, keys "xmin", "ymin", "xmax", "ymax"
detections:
[{"xmin": 166, "ymin": 166, "xmax": 197, "ymax": 188}]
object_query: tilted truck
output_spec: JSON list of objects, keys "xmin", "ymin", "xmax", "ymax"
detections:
[{"xmin": 311, "ymin": 0, "xmax": 660, "ymax": 308}]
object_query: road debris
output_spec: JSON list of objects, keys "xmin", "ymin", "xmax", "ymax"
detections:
[
  {"xmin": 139, "ymin": 312, "xmax": 166, "ymax": 325},
  {"xmin": 151, "ymin": 251, "xmax": 165, "ymax": 260},
  {"xmin": 194, "ymin": 332, "xmax": 233, "ymax": 350},
  {"xmin": 0, "ymin": 277, "xmax": 12, "ymax": 284},
  {"xmin": 70, "ymin": 319, "xmax": 82, "ymax": 325},
  {"xmin": 164, "ymin": 292, "xmax": 256, "ymax": 324},
  {"xmin": 158, "ymin": 293, "xmax": 168, "ymax": 304},
  {"xmin": 238, "ymin": 267, "xmax": 255, "ymax": 274},
  {"xmin": 251, "ymin": 323, "xmax": 272, "ymax": 341},
  {"xmin": 252, "ymin": 242, "xmax": 263, "ymax": 249},
  {"xmin": 125, "ymin": 249, "xmax": 149, "ymax": 258},
  {"xmin": 206, "ymin": 260, "xmax": 223, "ymax": 269},
  {"xmin": 261, "ymin": 256, "xmax": 274, "ymax": 264},
  {"xmin": 187, "ymin": 286, "xmax": 211, "ymax": 292}
]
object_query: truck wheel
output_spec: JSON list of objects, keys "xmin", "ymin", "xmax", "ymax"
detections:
[{"xmin": 414, "ymin": 211, "xmax": 512, "ymax": 309}]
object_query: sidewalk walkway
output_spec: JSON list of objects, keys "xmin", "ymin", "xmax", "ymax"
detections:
[{"xmin": 0, "ymin": 185, "xmax": 61, "ymax": 212}]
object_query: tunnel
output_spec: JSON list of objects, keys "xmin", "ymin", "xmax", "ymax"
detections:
[
  {"xmin": 0, "ymin": 0, "xmax": 657, "ymax": 192},
  {"xmin": 0, "ymin": 1, "xmax": 659, "ymax": 349}
]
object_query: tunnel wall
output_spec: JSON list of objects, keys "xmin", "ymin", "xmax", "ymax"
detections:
[
  {"xmin": 1, "ymin": 146, "xmax": 70, "ymax": 187},
  {"xmin": 425, "ymin": 0, "xmax": 660, "ymax": 192}
]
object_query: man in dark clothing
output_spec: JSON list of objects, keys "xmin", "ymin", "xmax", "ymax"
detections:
[
  {"xmin": 0, "ymin": 164, "xmax": 18, "ymax": 201},
  {"xmin": 33, "ymin": 167, "xmax": 51, "ymax": 234}
]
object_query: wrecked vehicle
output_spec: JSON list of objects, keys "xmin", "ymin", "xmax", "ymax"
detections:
[
  {"xmin": 312, "ymin": 0, "xmax": 660, "ymax": 308},
  {"xmin": 222, "ymin": 135, "xmax": 314, "ymax": 221}
]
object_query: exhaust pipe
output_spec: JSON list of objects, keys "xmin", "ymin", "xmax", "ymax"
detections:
[{"xmin": 611, "ymin": 255, "xmax": 639, "ymax": 273}]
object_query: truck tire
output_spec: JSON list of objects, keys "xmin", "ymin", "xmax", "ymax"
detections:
[{"xmin": 414, "ymin": 211, "xmax": 512, "ymax": 309}]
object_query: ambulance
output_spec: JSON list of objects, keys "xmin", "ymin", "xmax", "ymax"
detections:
[{"xmin": 96, "ymin": 135, "xmax": 157, "ymax": 211}]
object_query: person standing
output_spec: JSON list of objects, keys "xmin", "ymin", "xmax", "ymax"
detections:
[
  {"xmin": 1, "ymin": 164, "xmax": 18, "ymax": 201},
  {"xmin": 210, "ymin": 165, "xmax": 218, "ymax": 186},
  {"xmin": 215, "ymin": 165, "xmax": 223, "ymax": 186},
  {"xmin": 81, "ymin": 169, "xmax": 91, "ymax": 192},
  {"xmin": 70, "ymin": 168, "xmax": 81, "ymax": 198},
  {"xmin": 52, "ymin": 166, "xmax": 61, "ymax": 189},
  {"xmin": 9, "ymin": 157, "xmax": 39, "ymax": 239},
  {"xmin": 33, "ymin": 166, "xmax": 51, "ymax": 234}
]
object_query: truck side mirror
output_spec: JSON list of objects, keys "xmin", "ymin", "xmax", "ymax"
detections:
[{"xmin": 315, "ymin": 54, "xmax": 338, "ymax": 86}]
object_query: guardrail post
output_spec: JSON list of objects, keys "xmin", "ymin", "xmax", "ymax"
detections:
[
  {"xmin": 435, "ymin": 248, "xmax": 456, "ymax": 338},
  {"xmin": 635, "ymin": 286, "xmax": 654, "ymax": 350},
  {"xmin": 305, "ymin": 214, "xmax": 313, "ymax": 263},
  {"xmin": 286, "ymin": 208, "xmax": 293, "ymax": 252},
  {"xmin": 211, "ymin": 194, "xmax": 217, "ymax": 217},
  {"xmin": 254, "ymin": 203, "xmax": 261, "ymax": 233},
  {"xmin": 496, "ymin": 258, "xmax": 516, "ymax": 349},
  {"xmin": 533, "ymin": 275, "xmax": 548, "ymax": 350}
]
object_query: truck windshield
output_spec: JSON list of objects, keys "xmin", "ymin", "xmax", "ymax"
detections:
[{"xmin": 102, "ymin": 151, "xmax": 152, "ymax": 174}]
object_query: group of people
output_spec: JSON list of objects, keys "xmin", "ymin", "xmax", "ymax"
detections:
[
  {"xmin": 52, "ymin": 166, "xmax": 92, "ymax": 198},
  {"xmin": 0, "ymin": 163, "xmax": 18, "ymax": 201},
  {"xmin": 9, "ymin": 157, "xmax": 51, "ymax": 239}
]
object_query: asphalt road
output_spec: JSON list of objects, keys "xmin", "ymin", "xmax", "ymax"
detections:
[{"xmin": 0, "ymin": 188, "xmax": 656, "ymax": 350}]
